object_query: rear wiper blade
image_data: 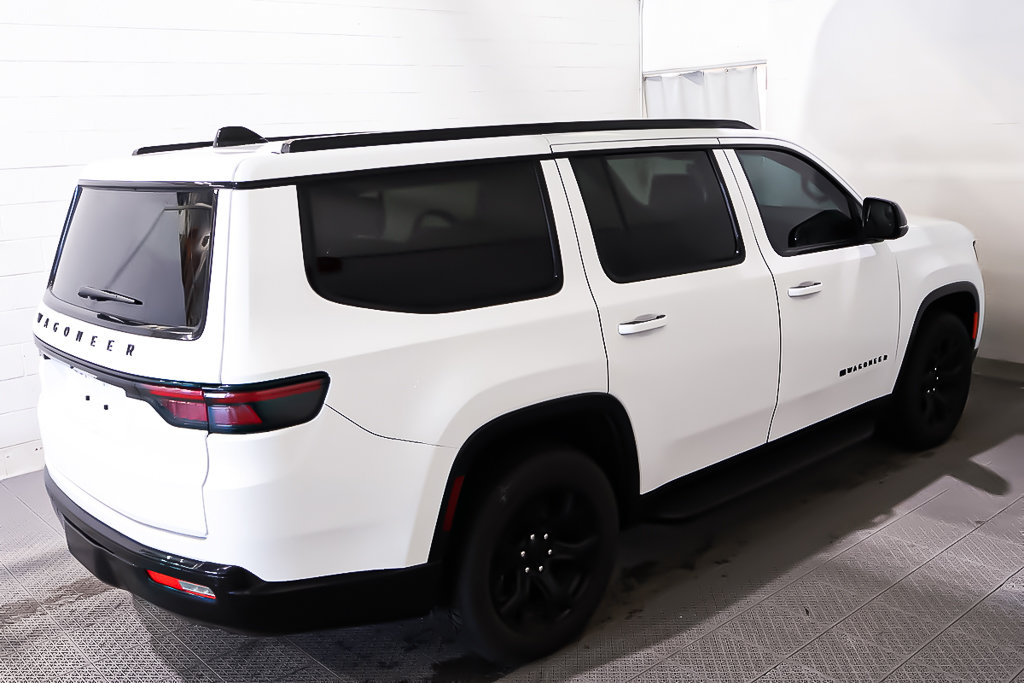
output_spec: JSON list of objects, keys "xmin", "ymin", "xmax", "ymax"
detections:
[
  {"xmin": 96, "ymin": 312, "xmax": 146, "ymax": 327},
  {"xmin": 95, "ymin": 312, "xmax": 191, "ymax": 335},
  {"xmin": 77, "ymin": 286, "xmax": 143, "ymax": 305}
]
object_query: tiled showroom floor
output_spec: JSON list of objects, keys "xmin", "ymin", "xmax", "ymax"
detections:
[{"xmin": 2, "ymin": 370, "xmax": 1023, "ymax": 682}]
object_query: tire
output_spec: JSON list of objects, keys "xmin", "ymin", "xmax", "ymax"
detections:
[
  {"xmin": 885, "ymin": 312, "xmax": 973, "ymax": 450},
  {"xmin": 453, "ymin": 448, "xmax": 618, "ymax": 664}
]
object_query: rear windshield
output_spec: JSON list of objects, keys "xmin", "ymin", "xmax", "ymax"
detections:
[{"xmin": 48, "ymin": 186, "xmax": 216, "ymax": 340}]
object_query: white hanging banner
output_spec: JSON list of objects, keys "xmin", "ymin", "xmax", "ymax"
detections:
[{"xmin": 644, "ymin": 65, "xmax": 761, "ymax": 128}]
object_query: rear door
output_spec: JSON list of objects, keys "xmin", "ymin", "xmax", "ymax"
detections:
[
  {"xmin": 35, "ymin": 185, "xmax": 229, "ymax": 537},
  {"xmin": 555, "ymin": 144, "xmax": 780, "ymax": 492},
  {"xmin": 723, "ymin": 145, "xmax": 900, "ymax": 440}
]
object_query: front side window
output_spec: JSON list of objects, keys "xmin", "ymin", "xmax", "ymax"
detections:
[
  {"xmin": 570, "ymin": 150, "xmax": 743, "ymax": 283},
  {"xmin": 298, "ymin": 160, "xmax": 560, "ymax": 313},
  {"xmin": 735, "ymin": 149, "xmax": 862, "ymax": 255}
]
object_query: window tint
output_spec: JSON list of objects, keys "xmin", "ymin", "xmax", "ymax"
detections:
[
  {"xmin": 735, "ymin": 149, "xmax": 861, "ymax": 255},
  {"xmin": 49, "ymin": 187, "xmax": 216, "ymax": 339},
  {"xmin": 570, "ymin": 150, "xmax": 742, "ymax": 282},
  {"xmin": 298, "ymin": 160, "xmax": 560, "ymax": 313}
]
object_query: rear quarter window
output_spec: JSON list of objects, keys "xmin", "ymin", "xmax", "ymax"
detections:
[{"xmin": 297, "ymin": 160, "xmax": 561, "ymax": 313}]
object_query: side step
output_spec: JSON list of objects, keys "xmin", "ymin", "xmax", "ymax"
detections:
[{"xmin": 639, "ymin": 401, "xmax": 882, "ymax": 522}]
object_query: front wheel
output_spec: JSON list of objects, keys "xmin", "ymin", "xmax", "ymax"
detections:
[
  {"xmin": 453, "ymin": 448, "xmax": 618, "ymax": 664},
  {"xmin": 884, "ymin": 312, "xmax": 973, "ymax": 450}
]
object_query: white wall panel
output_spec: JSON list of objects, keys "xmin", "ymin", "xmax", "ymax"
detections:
[
  {"xmin": 0, "ymin": 0, "xmax": 642, "ymax": 470},
  {"xmin": 644, "ymin": 0, "xmax": 1024, "ymax": 364}
]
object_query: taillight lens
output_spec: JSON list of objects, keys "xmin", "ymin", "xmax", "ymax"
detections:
[{"xmin": 135, "ymin": 373, "xmax": 329, "ymax": 434}]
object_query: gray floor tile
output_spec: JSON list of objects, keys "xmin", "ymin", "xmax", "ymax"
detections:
[
  {"xmin": 875, "ymin": 508, "xmax": 974, "ymax": 551},
  {"xmin": 902, "ymin": 627, "xmax": 1024, "ymax": 683},
  {"xmin": 786, "ymin": 629, "xmax": 904, "ymax": 682},
  {"xmin": 168, "ymin": 620, "xmax": 260, "ymax": 661},
  {"xmin": 808, "ymin": 534, "xmax": 935, "ymax": 597},
  {"xmin": 830, "ymin": 600, "xmax": 946, "ymax": 657},
  {"xmin": 1, "ymin": 476, "xmax": 61, "ymax": 533},
  {"xmin": 638, "ymin": 631, "xmax": 782, "ymax": 682},
  {"xmin": 882, "ymin": 661, "xmax": 966, "ymax": 682},
  {"xmin": 717, "ymin": 590, "xmax": 839, "ymax": 656},
  {"xmin": 274, "ymin": 664, "xmax": 342, "ymax": 682},
  {"xmin": 913, "ymin": 484, "xmax": 1021, "ymax": 529},
  {"xmin": 92, "ymin": 630, "xmax": 221, "ymax": 682},
  {"xmin": 205, "ymin": 638, "xmax": 322, "ymax": 682},
  {"xmin": 756, "ymin": 661, "xmax": 839, "ymax": 681},
  {"xmin": 874, "ymin": 549, "xmax": 1011, "ymax": 624},
  {"xmin": 0, "ymin": 635, "xmax": 102, "ymax": 681},
  {"xmin": 941, "ymin": 528, "xmax": 1024, "ymax": 574},
  {"xmin": 944, "ymin": 584, "xmax": 1024, "ymax": 656},
  {"xmin": 975, "ymin": 495, "xmax": 1024, "ymax": 543}
]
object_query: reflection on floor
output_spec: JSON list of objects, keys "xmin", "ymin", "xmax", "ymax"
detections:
[{"xmin": 1, "ymin": 373, "xmax": 1023, "ymax": 682}]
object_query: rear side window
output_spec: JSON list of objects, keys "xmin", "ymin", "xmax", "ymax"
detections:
[
  {"xmin": 298, "ymin": 161, "xmax": 561, "ymax": 313},
  {"xmin": 48, "ymin": 187, "xmax": 216, "ymax": 340},
  {"xmin": 570, "ymin": 150, "xmax": 743, "ymax": 283},
  {"xmin": 734, "ymin": 149, "xmax": 861, "ymax": 255}
]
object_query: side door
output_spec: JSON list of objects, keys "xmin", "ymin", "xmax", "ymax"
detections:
[
  {"xmin": 555, "ymin": 145, "xmax": 780, "ymax": 493},
  {"xmin": 722, "ymin": 145, "xmax": 900, "ymax": 441}
]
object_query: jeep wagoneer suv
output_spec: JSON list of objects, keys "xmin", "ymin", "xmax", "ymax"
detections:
[{"xmin": 35, "ymin": 120, "xmax": 984, "ymax": 662}]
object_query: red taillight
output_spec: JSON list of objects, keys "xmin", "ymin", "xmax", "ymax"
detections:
[
  {"xmin": 138, "ymin": 385, "xmax": 208, "ymax": 428},
  {"xmin": 207, "ymin": 403, "xmax": 262, "ymax": 427},
  {"xmin": 205, "ymin": 379, "xmax": 327, "ymax": 404},
  {"xmin": 147, "ymin": 570, "xmax": 216, "ymax": 600},
  {"xmin": 136, "ymin": 373, "xmax": 329, "ymax": 434}
]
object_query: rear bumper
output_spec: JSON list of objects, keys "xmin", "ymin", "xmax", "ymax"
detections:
[{"xmin": 45, "ymin": 469, "xmax": 441, "ymax": 634}]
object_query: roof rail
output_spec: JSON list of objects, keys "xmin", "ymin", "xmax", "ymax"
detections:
[
  {"xmin": 280, "ymin": 119, "xmax": 754, "ymax": 154},
  {"xmin": 133, "ymin": 140, "xmax": 212, "ymax": 156},
  {"xmin": 134, "ymin": 126, "xmax": 284, "ymax": 156},
  {"xmin": 133, "ymin": 119, "xmax": 754, "ymax": 156}
]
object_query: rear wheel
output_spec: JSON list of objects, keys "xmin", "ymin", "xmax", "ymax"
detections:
[
  {"xmin": 885, "ymin": 312, "xmax": 973, "ymax": 450},
  {"xmin": 453, "ymin": 448, "xmax": 618, "ymax": 664}
]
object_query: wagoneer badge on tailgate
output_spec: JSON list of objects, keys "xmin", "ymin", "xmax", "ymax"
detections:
[{"xmin": 37, "ymin": 313, "xmax": 136, "ymax": 357}]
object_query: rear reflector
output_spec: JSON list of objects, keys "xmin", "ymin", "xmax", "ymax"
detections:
[
  {"xmin": 147, "ymin": 570, "xmax": 215, "ymax": 600},
  {"xmin": 972, "ymin": 312, "xmax": 979, "ymax": 341},
  {"xmin": 135, "ymin": 372, "xmax": 329, "ymax": 434},
  {"xmin": 442, "ymin": 475, "xmax": 465, "ymax": 532}
]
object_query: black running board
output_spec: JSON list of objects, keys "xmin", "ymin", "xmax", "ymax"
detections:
[{"xmin": 639, "ymin": 400, "xmax": 883, "ymax": 523}]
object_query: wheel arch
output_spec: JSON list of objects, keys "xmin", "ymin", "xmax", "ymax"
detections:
[
  {"xmin": 905, "ymin": 282, "xmax": 979, "ymax": 353},
  {"xmin": 426, "ymin": 393, "xmax": 639, "ymax": 569},
  {"xmin": 897, "ymin": 282, "xmax": 979, "ymax": 387}
]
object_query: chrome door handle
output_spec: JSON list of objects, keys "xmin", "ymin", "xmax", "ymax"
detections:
[
  {"xmin": 787, "ymin": 281, "xmax": 823, "ymax": 297},
  {"xmin": 618, "ymin": 314, "xmax": 667, "ymax": 335}
]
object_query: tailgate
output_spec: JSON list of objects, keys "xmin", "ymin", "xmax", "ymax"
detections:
[
  {"xmin": 35, "ymin": 182, "xmax": 229, "ymax": 538},
  {"xmin": 38, "ymin": 353, "xmax": 209, "ymax": 537}
]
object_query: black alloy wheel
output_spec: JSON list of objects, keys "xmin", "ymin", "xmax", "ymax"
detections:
[
  {"xmin": 454, "ymin": 449, "xmax": 617, "ymax": 663},
  {"xmin": 886, "ymin": 312, "xmax": 973, "ymax": 450}
]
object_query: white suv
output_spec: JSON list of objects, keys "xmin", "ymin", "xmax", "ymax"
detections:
[{"xmin": 35, "ymin": 120, "xmax": 984, "ymax": 662}]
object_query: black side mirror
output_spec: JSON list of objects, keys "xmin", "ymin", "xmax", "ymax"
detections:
[{"xmin": 863, "ymin": 197, "xmax": 908, "ymax": 240}]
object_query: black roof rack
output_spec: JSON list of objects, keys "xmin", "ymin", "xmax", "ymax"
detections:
[
  {"xmin": 134, "ymin": 119, "xmax": 754, "ymax": 156},
  {"xmin": 281, "ymin": 119, "xmax": 754, "ymax": 154},
  {"xmin": 133, "ymin": 126, "xmax": 289, "ymax": 156},
  {"xmin": 133, "ymin": 139, "xmax": 212, "ymax": 156}
]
